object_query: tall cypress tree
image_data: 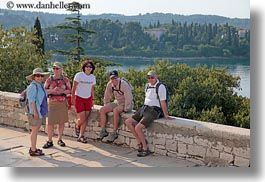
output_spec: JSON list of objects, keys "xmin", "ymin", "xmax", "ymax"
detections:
[
  {"xmin": 32, "ymin": 17, "xmax": 44, "ymax": 55},
  {"xmin": 56, "ymin": 1, "xmax": 95, "ymax": 62}
]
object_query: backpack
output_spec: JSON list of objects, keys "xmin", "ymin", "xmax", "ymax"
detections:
[
  {"xmin": 112, "ymin": 77, "xmax": 134, "ymax": 95},
  {"xmin": 47, "ymin": 75, "xmax": 72, "ymax": 109},
  {"xmin": 19, "ymin": 82, "xmax": 38, "ymax": 114},
  {"xmin": 145, "ymin": 82, "xmax": 170, "ymax": 117},
  {"xmin": 47, "ymin": 75, "xmax": 68, "ymax": 97},
  {"xmin": 47, "ymin": 75, "xmax": 67, "ymax": 90}
]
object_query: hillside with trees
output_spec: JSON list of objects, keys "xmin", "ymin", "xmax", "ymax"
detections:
[
  {"xmin": 44, "ymin": 19, "xmax": 250, "ymax": 58},
  {"xmin": 0, "ymin": 9, "xmax": 249, "ymax": 29},
  {"xmin": 0, "ymin": 10, "xmax": 250, "ymax": 58}
]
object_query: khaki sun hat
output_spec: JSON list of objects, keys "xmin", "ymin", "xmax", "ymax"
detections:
[
  {"xmin": 26, "ymin": 68, "xmax": 50, "ymax": 81},
  {"xmin": 52, "ymin": 61, "xmax": 63, "ymax": 68},
  {"xmin": 147, "ymin": 70, "xmax": 157, "ymax": 76}
]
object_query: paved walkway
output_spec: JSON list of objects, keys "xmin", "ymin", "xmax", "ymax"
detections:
[{"xmin": 0, "ymin": 125, "xmax": 199, "ymax": 167}]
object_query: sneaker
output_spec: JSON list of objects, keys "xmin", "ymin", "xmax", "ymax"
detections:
[
  {"xmin": 57, "ymin": 140, "xmax": 66, "ymax": 147},
  {"xmin": 107, "ymin": 131, "xmax": 118, "ymax": 143},
  {"xmin": 42, "ymin": 141, "xmax": 53, "ymax": 149},
  {"xmin": 97, "ymin": 129, "xmax": 108, "ymax": 140}
]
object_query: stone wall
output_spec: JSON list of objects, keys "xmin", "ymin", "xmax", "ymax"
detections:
[{"xmin": 0, "ymin": 91, "xmax": 250, "ymax": 167}]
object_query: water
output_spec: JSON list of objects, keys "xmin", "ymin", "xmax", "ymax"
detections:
[{"xmin": 100, "ymin": 56, "xmax": 250, "ymax": 98}]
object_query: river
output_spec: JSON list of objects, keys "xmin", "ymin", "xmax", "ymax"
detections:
[{"xmin": 99, "ymin": 56, "xmax": 250, "ymax": 98}]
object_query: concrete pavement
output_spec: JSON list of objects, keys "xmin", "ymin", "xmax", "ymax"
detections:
[{"xmin": 0, "ymin": 125, "xmax": 199, "ymax": 167}]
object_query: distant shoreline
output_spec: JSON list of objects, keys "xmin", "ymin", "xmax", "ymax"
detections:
[{"xmin": 90, "ymin": 55, "xmax": 249, "ymax": 62}]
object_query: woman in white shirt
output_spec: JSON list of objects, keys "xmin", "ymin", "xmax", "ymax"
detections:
[{"xmin": 72, "ymin": 59, "xmax": 96, "ymax": 143}]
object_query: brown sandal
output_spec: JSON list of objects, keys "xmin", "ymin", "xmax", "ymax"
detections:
[
  {"xmin": 75, "ymin": 123, "xmax": 80, "ymax": 137},
  {"xmin": 29, "ymin": 148, "xmax": 45, "ymax": 156},
  {"xmin": 137, "ymin": 143, "xmax": 143, "ymax": 152},
  {"xmin": 137, "ymin": 139, "xmax": 148, "ymax": 152},
  {"xmin": 137, "ymin": 149, "xmax": 151, "ymax": 157},
  {"xmin": 77, "ymin": 136, "xmax": 87, "ymax": 143}
]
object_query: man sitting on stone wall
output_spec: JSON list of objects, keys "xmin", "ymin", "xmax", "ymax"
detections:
[
  {"xmin": 98, "ymin": 70, "xmax": 133, "ymax": 143},
  {"xmin": 125, "ymin": 70, "xmax": 172, "ymax": 157}
]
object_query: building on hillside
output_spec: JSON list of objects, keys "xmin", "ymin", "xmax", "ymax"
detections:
[
  {"xmin": 144, "ymin": 28, "xmax": 166, "ymax": 40},
  {"xmin": 238, "ymin": 29, "xmax": 247, "ymax": 39}
]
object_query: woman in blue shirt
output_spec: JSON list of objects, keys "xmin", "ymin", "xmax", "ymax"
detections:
[{"xmin": 26, "ymin": 68, "xmax": 50, "ymax": 156}]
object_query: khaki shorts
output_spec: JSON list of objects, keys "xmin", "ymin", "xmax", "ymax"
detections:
[
  {"xmin": 47, "ymin": 100, "xmax": 68, "ymax": 125},
  {"xmin": 28, "ymin": 115, "xmax": 46, "ymax": 127},
  {"xmin": 108, "ymin": 101, "xmax": 133, "ymax": 112},
  {"xmin": 132, "ymin": 105, "xmax": 161, "ymax": 128}
]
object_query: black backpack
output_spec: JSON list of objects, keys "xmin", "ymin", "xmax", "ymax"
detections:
[
  {"xmin": 112, "ymin": 77, "xmax": 134, "ymax": 95},
  {"xmin": 19, "ymin": 82, "xmax": 38, "ymax": 114},
  {"xmin": 145, "ymin": 82, "xmax": 170, "ymax": 117}
]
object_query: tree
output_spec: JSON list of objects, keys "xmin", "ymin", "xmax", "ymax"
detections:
[
  {"xmin": 56, "ymin": 1, "xmax": 95, "ymax": 62},
  {"xmin": 44, "ymin": 18, "xmax": 250, "ymax": 58},
  {"xmin": 32, "ymin": 17, "xmax": 44, "ymax": 55},
  {"xmin": 0, "ymin": 26, "xmax": 49, "ymax": 92},
  {"xmin": 157, "ymin": 20, "xmax": 161, "ymax": 28},
  {"xmin": 90, "ymin": 61, "xmax": 250, "ymax": 129}
]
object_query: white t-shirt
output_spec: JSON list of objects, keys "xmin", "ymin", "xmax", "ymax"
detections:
[
  {"xmin": 144, "ymin": 80, "xmax": 166, "ymax": 107},
  {"xmin": 74, "ymin": 72, "xmax": 96, "ymax": 98}
]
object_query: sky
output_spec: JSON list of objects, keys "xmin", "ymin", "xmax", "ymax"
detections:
[{"xmin": 0, "ymin": 0, "xmax": 250, "ymax": 18}]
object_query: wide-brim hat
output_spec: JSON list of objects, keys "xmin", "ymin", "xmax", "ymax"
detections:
[{"xmin": 26, "ymin": 68, "xmax": 50, "ymax": 81}]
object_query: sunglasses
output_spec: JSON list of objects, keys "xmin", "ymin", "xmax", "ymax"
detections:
[
  {"xmin": 147, "ymin": 76, "xmax": 155, "ymax": 79},
  {"xmin": 52, "ymin": 67, "xmax": 60, "ymax": 70},
  {"xmin": 34, "ymin": 74, "xmax": 44, "ymax": 78},
  {"xmin": 111, "ymin": 77, "xmax": 118, "ymax": 80},
  {"xmin": 85, "ymin": 65, "xmax": 92, "ymax": 68}
]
